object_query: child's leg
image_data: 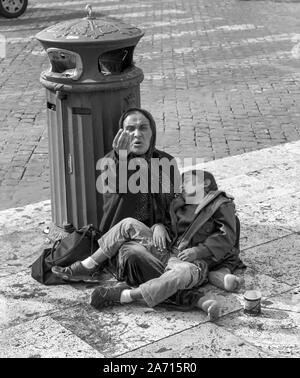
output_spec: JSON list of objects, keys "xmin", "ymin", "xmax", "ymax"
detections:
[
  {"xmin": 91, "ymin": 258, "xmax": 205, "ymax": 309},
  {"xmin": 208, "ymin": 267, "xmax": 244, "ymax": 292},
  {"xmin": 137, "ymin": 258, "xmax": 207, "ymax": 307},
  {"xmin": 122, "ymin": 287, "xmax": 143, "ymax": 302},
  {"xmin": 91, "ymin": 283, "xmax": 221, "ymax": 322},
  {"xmin": 196, "ymin": 295, "xmax": 221, "ymax": 321},
  {"xmin": 90, "ymin": 284, "xmax": 147, "ymax": 310},
  {"xmin": 122, "ymin": 289, "xmax": 222, "ymax": 322}
]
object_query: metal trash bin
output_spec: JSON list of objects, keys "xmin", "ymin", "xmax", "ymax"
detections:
[{"xmin": 36, "ymin": 5, "xmax": 144, "ymax": 231}]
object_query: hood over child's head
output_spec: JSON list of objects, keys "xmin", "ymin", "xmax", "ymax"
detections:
[{"xmin": 181, "ymin": 169, "xmax": 218, "ymax": 199}]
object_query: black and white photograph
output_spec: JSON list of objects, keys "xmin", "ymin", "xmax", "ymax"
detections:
[{"xmin": 0, "ymin": 0, "xmax": 299, "ymax": 363}]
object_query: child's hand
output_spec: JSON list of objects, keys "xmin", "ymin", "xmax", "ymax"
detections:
[
  {"xmin": 152, "ymin": 224, "xmax": 171, "ymax": 251},
  {"xmin": 177, "ymin": 248, "xmax": 198, "ymax": 262}
]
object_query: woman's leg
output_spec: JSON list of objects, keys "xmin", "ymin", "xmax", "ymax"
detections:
[
  {"xmin": 91, "ymin": 217, "xmax": 154, "ymax": 264},
  {"xmin": 51, "ymin": 218, "xmax": 156, "ymax": 282},
  {"xmin": 116, "ymin": 241, "xmax": 165, "ymax": 287}
]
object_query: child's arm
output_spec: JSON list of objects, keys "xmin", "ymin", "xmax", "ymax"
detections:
[
  {"xmin": 178, "ymin": 202, "xmax": 237, "ymax": 262},
  {"xmin": 177, "ymin": 245, "xmax": 211, "ymax": 262},
  {"xmin": 197, "ymin": 202, "xmax": 237, "ymax": 261}
]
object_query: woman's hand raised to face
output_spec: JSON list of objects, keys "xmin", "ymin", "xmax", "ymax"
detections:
[
  {"xmin": 152, "ymin": 224, "xmax": 171, "ymax": 251},
  {"xmin": 112, "ymin": 129, "xmax": 131, "ymax": 158}
]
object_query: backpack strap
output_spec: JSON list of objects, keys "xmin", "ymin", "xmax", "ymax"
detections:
[
  {"xmin": 49, "ymin": 238, "xmax": 62, "ymax": 261},
  {"xmin": 77, "ymin": 224, "xmax": 101, "ymax": 255}
]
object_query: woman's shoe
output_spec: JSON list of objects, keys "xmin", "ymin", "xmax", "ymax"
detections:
[{"xmin": 51, "ymin": 261, "xmax": 103, "ymax": 283}]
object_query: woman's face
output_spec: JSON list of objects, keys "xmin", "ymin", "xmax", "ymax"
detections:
[{"xmin": 123, "ymin": 112, "xmax": 153, "ymax": 155}]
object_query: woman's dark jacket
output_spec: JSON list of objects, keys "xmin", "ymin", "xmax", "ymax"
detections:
[{"xmin": 99, "ymin": 148, "xmax": 179, "ymax": 234}]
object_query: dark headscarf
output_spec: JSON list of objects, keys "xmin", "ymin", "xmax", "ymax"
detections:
[{"xmin": 181, "ymin": 169, "xmax": 218, "ymax": 192}]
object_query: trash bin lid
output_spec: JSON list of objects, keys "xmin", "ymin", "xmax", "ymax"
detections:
[{"xmin": 36, "ymin": 4, "xmax": 144, "ymax": 46}]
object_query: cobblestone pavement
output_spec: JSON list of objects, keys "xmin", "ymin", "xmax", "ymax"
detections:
[{"xmin": 1, "ymin": 0, "xmax": 300, "ymax": 210}]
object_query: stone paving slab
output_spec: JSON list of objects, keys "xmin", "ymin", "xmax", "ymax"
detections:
[
  {"xmin": 0, "ymin": 270, "xmax": 96, "ymax": 330},
  {"xmin": 262, "ymin": 286, "xmax": 300, "ymax": 314},
  {"xmin": 121, "ymin": 322, "xmax": 270, "ymax": 358},
  {"xmin": 191, "ymin": 141, "xmax": 300, "ymax": 202},
  {"xmin": 0, "ymin": 200, "xmax": 51, "ymax": 236},
  {"xmin": 241, "ymin": 233, "xmax": 300, "ymax": 286},
  {"xmin": 182, "ymin": 140, "xmax": 300, "ymax": 181},
  {"xmin": 239, "ymin": 223, "xmax": 293, "ymax": 250},
  {"xmin": 51, "ymin": 303, "xmax": 210, "ymax": 357},
  {"xmin": 239, "ymin": 192, "xmax": 300, "ymax": 233},
  {"xmin": 217, "ymin": 309, "xmax": 300, "ymax": 358},
  {"xmin": 0, "ymin": 228, "xmax": 49, "ymax": 277},
  {"xmin": 220, "ymin": 170, "xmax": 299, "ymax": 206},
  {"xmin": 0, "ymin": 316, "xmax": 104, "ymax": 358}
]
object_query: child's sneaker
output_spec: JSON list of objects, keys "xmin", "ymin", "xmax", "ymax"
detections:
[{"xmin": 90, "ymin": 282, "xmax": 131, "ymax": 309}]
